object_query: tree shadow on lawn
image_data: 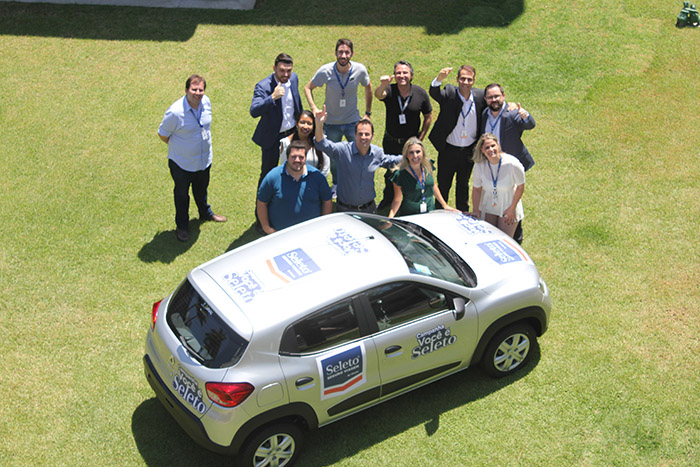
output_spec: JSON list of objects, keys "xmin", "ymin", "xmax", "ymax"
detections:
[
  {"xmin": 132, "ymin": 347, "xmax": 539, "ymax": 465},
  {"xmin": 0, "ymin": 0, "xmax": 524, "ymax": 40},
  {"xmin": 137, "ymin": 220, "xmax": 202, "ymax": 264}
]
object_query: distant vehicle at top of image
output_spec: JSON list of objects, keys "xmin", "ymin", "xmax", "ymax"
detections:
[{"xmin": 143, "ymin": 211, "xmax": 551, "ymax": 466}]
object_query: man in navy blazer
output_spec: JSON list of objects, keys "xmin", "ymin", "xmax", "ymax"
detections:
[
  {"xmin": 428, "ymin": 65, "xmax": 486, "ymax": 212},
  {"xmin": 250, "ymin": 53, "xmax": 303, "ymax": 192},
  {"xmin": 480, "ymin": 83, "xmax": 536, "ymax": 171}
]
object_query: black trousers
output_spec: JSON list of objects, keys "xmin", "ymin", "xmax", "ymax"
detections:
[{"xmin": 437, "ymin": 142, "xmax": 475, "ymax": 212}]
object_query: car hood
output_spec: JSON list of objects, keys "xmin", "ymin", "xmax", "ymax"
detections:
[{"xmin": 401, "ymin": 211, "xmax": 540, "ymax": 291}]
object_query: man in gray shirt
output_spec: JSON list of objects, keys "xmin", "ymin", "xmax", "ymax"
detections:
[
  {"xmin": 314, "ymin": 106, "xmax": 401, "ymax": 214},
  {"xmin": 304, "ymin": 38, "xmax": 373, "ymax": 195}
]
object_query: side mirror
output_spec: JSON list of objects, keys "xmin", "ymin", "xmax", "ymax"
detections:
[{"xmin": 453, "ymin": 297, "xmax": 466, "ymax": 320}]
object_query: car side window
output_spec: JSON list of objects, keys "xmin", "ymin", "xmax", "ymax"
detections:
[
  {"xmin": 367, "ymin": 282, "xmax": 450, "ymax": 331},
  {"xmin": 280, "ymin": 299, "xmax": 360, "ymax": 354}
]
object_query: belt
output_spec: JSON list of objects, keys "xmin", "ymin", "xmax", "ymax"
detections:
[
  {"xmin": 279, "ymin": 128, "xmax": 295, "ymax": 138},
  {"xmin": 337, "ymin": 199, "xmax": 374, "ymax": 211},
  {"xmin": 384, "ymin": 132, "xmax": 409, "ymax": 145},
  {"xmin": 445, "ymin": 142, "xmax": 475, "ymax": 152}
]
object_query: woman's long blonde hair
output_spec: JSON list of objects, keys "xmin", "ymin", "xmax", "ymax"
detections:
[
  {"xmin": 398, "ymin": 137, "xmax": 433, "ymax": 175},
  {"xmin": 472, "ymin": 133, "xmax": 501, "ymax": 163}
]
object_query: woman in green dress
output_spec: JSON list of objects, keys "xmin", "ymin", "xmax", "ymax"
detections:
[{"xmin": 389, "ymin": 137, "xmax": 458, "ymax": 217}]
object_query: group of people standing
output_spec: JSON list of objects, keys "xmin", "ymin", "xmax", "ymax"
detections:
[{"xmin": 157, "ymin": 38, "xmax": 536, "ymax": 244}]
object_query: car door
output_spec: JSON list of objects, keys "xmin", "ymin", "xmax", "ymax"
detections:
[
  {"xmin": 363, "ymin": 282, "xmax": 477, "ymax": 399},
  {"xmin": 278, "ymin": 297, "xmax": 382, "ymax": 426}
]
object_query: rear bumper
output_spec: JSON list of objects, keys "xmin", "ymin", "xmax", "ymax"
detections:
[{"xmin": 143, "ymin": 354, "xmax": 236, "ymax": 456}]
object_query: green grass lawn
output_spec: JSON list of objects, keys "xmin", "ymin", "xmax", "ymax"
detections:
[{"xmin": 1, "ymin": 0, "xmax": 699, "ymax": 465}]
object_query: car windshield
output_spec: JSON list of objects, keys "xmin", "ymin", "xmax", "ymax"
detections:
[
  {"xmin": 354, "ymin": 214, "xmax": 475, "ymax": 287},
  {"xmin": 167, "ymin": 279, "xmax": 248, "ymax": 369}
]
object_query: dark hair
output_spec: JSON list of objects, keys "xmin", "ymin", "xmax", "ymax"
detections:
[
  {"xmin": 457, "ymin": 65, "xmax": 476, "ymax": 77},
  {"xmin": 291, "ymin": 110, "xmax": 324, "ymax": 171},
  {"xmin": 286, "ymin": 139, "xmax": 307, "ymax": 158},
  {"xmin": 185, "ymin": 74, "xmax": 206, "ymax": 90},
  {"xmin": 335, "ymin": 38, "xmax": 354, "ymax": 53},
  {"xmin": 275, "ymin": 53, "xmax": 294, "ymax": 67},
  {"xmin": 393, "ymin": 60, "xmax": 414, "ymax": 76},
  {"xmin": 484, "ymin": 83, "xmax": 504, "ymax": 95},
  {"xmin": 355, "ymin": 118, "xmax": 374, "ymax": 134}
]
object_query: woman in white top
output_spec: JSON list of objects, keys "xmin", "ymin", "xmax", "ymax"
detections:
[
  {"xmin": 279, "ymin": 110, "xmax": 331, "ymax": 178},
  {"xmin": 471, "ymin": 133, "xmax": 525, "ymax": 238}
]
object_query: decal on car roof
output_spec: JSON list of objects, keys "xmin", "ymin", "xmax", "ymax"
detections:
[
  {"xmin": 267, "ymin": 248, "xmax": 320, "ymax": 283},
  {"xmin": 222, "ymin": 270, "xmax": 264, "ymax": 303},
  {"xmin": 455, "ymin": 214, "xmax": 494, "ymax": 235},
  {"xmin": 317, "ymin": 343, "xmax": 367, "ymax": 400},
  {"xmin": 327, "ymin": 227, "xmax": 369, "ymax": 256},
  {"xmin": 412, "ymin": 324, "xmax": 457, "ymax": 359},
  {"xmin": 477, "ymin": 239, "xmax": 527, "ymax": 264}
]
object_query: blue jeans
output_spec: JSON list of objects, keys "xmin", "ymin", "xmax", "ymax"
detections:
[
  {"xmin": 324, "ymin": 122, "xmax": 357, "ymax": 185},
  {"xmin": 168, "ymin": 159, "xmax": 213, "ymax": 230}
]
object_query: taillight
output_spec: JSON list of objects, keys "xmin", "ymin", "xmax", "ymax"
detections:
[
  {"xmin": 206, "ymin": 382, "xmax": 254, "ymax": 408},
  {"xmin": 151, "ymin": 300, "xmax": 162, "ymax": 330}
]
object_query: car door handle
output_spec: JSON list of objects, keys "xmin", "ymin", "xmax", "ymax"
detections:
[
  {"xmin": 384, "ymin": 345, "xmax": 402, "ymax": 355},
  {"xmin": 295, "ymin": 377, "xmax": 314, "ymax": 387}
]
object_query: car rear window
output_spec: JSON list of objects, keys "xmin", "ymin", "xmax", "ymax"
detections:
[{"xmin": 167, "ymin": 279, "xmax": 248, "ymax": 369}]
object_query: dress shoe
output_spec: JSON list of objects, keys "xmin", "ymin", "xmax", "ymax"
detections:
[
  {"xmin": 203, "ymin": 213, "xmax": 227, "ymax": 222},
  {"xmin": 176, "ymin": 228, "xmax": 189, "ymax": 242}
]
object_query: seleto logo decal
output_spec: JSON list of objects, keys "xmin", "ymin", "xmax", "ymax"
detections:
[
  {"xmin": 222, "ymin": 270, "xmax": 264, "ymax": 303},
  {"xmin": 477, "ymin": 240, "xmax": 525, "ymax": 264},
  {"xmin": 268, "ymin": 248, "xmax": 320, "ymax": 282},
  {"xmin": 328, "ymin": 227, "xmax": 369, "ymax": 255},
  {"xmin": 172, "ymin": 368, "xmax": 206, "ymax": 414},
  {"xmin": 317, "ymin": 343, "xmax": 366, "ymax": 400},
  {"xmin": 455, "ymin": 214, "xmax": 493, "ymax": 235},
  {"xmin": 412, "ymin": 324, "xmax": 457, "ymax": 359}
]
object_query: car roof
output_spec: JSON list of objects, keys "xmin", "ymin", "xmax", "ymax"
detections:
[{"xmin": 193, "ymin": 213, "xmax": 409, "ymax": 331}]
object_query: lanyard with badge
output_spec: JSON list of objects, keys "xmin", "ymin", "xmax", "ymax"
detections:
[
  {"xmin": 488, "ymin": 105, "xmax": 505, "ymax": 135},
  {"xmin": 488, "ymin": 157, "xmax": 502, "ymax": 208},
  {"xmin": 189, "ymin": 107, "xmax": 208, "ymax": 141},
  {"xmin": 409, "ymin": 164, "xmax": 428, "ymax": 213},
  {"xmin": 460, "ymin": 99, "xmax": 474, "ymax": 139},
  {"xmin": 398, "ymin": 93, "xmax": 411, "ymax": 125},
  {"xmin": 334, "ymin": 65, "xmax": 352, "ymax": 108}
]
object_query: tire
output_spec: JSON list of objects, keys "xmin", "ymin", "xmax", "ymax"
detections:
[
  {"xmin": 480, "ymin": 323, "xmax": 536, "ymax": 378},
  {"xmin": 238, "ymin": 422, "xmax": 304, "ymax": 467}
]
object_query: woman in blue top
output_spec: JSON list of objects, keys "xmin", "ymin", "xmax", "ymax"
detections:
[{"xmin": 389, "ymin": 137, "xmax": 457, "ymax": 217}]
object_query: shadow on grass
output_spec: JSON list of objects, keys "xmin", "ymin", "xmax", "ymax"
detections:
[
  {"xmin": 137, "ymin": 220, "xmax": 202, "ymax": 264},
  {"xmin": 225, "ymin": 222, "xmax": 263, "ymax": 252},
  {"xmin": 132, "ymin": 346, "xmax": 539, "ymax": 465},
  {"xmin": 0, "ymin": 0, "xmax": 524, "ymax": 40}
]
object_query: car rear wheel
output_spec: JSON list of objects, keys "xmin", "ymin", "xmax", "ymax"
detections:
[
  {"xmin": 239, "ymin": 422, "xmax": 303, "ymax": 467},
  {"xmin": 481, "ymin": 323, "xmax": 536, "ymax": 378}
]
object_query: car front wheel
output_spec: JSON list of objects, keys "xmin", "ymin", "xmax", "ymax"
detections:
[
  {"xmin": 239, "ymin": 422, "xmax": 304, "ymax": 467},
  {"xmin": 481, "ymin": 323, "xmax": 536, "ymax": 378}
]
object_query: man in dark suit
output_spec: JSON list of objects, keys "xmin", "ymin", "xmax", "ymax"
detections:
[
  {"xmin": 481, "ymin": 82, "xmax": 536, "ymax": 243},
  {"xmin": 428, "ymin": 65, "xmax": 485, "ymax": 212},
  {"xmin": 481, "ymin": 83, "xmax": 536, "ymax": 171},
  {"xmin": 250, "ymin": 53, "xmax": 303, "ymax": 191}
]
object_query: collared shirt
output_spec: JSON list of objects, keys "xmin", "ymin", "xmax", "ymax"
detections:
[
  {"xmin": 446, "ymin": 90, "xmax": 477, "ymax": 147},
  {"xmin": 158, "ymin": 95, "xmax": 213, "ymax": 172},
  {"xmin": 315, "ymin": 137, "xmax": 403, "ymax": 206},
  {"xmin": 277, "ymin": 78, "xmax": 295, "ymax": 133},
  {"xmin": 257, "ymin": 164, "xmax": 332, "ymax": 231},
  {"xmin": 485, "ymin": 102, "xmax": 507, "ymax": 141}
]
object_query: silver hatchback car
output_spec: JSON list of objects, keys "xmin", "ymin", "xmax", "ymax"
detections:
[{"xmin": 144, "ymin": 211, "xmax": 551, "ymax": 466}]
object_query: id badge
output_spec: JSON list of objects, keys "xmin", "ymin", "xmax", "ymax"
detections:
[
  {"xmin": 461, "ymin": 130, "xmax": 468, "ymax": 138},
  {"xmin": 420, "ymin": 202, "xmax": 427, "ymax": 213},
  {"xmin": 201, "ymin": 128, "xmax": 209, "ymax": 140},
  {"xmin": 339, "ymin": 99, "xmax": 346, "ymax": 108},
  {"xmin": 398, "ymin": 114, "xmax": 407, "ymax": 125}
]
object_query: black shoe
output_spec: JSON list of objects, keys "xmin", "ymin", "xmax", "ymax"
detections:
[{"xmin": 176, "ymin": 228, "xmax": 189, "ymax": 242}]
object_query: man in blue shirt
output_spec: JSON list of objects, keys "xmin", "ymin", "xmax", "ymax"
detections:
[
  {"xmin": 257, "ymin": 141, "xmax": 332, "ymax": 234},
  {"xmin": 314, "ymin": 106, "xmax": 402, "ymax": 213},
  {"xmin": 158, "ymin": 74, "xmax": 226, "ymax": 242}
]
